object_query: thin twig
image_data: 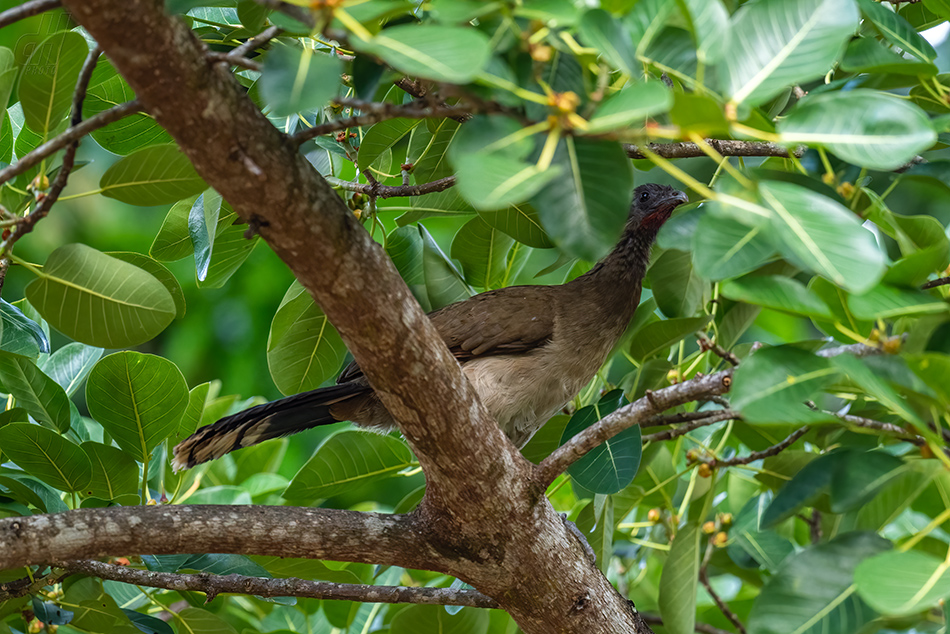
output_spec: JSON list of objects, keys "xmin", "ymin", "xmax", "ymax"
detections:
[
  {"xmin": 625, "ymin": 141, "xmax": 805, "ymax": 160},
  {"xmin": 0, "ymin": 567, "xmax": 69, "ymax": 600},
  {"xmin": 641, "ymin": 409, "xmax": 737, "ymax": 429},
  {"xmin": 4, "ymin": 47, "xmax": 102, "ymax": 249},
  {"xmin": 292, "ymin": 103, "xmax": 476, "ymax": 145},
  {"xmin": 325, "ymin": 175, "xmax": 456, "ymax": 199},
  {"xmin": 642, "ymin": 415, "xmax": 736, "ymax": 444},
  {"xmin": 815, "ymin": 342, "xmax": 883, "ymax": 358},
  {"xmin": 207, "ymin": 52, "xmax": 260, "ymax": 71},
  {"xmin": 709, "ymin": 426, "xmax": 808, "ymax": 467},
  {"xmin": 231, "ymin": 25, "xmax": 282, "ymax": 58},
  {"xmin": 697, "ymin": 334, "xmax": 740, "ymax": 366},
  {"xmin": 0, "ymin": 0, "xmax": 60, "ymax": 29},
  {"xmin": 0, "ymin": 99, "xmax": 141, "ymax": 187},
  {"xmin": 699, "ymin": 570, "xmax": 747, "ymax": 634},
  {"xmin": 922, "ymin": 276, "xmax": 950, "ymax": 290},
  {"xmin": 836, "ymin": 412, "xmax": 923, "ymax": 446},
  {"xmin": 58, "ymin": 559, "xmax": 498, "ymax": 608}
]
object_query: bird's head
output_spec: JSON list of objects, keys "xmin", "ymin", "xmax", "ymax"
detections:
[{"xmin": 629, "ymin": 183, "xmax": 689, "ymax": 230}]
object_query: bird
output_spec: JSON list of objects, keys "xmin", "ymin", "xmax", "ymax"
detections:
[{"xmin": 172, "ymin": 183, "xmax": 689, "ymax": 471}]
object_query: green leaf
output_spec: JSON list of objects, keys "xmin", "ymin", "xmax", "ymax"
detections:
[
  {"xmin": 677, "ymin": 0, "xmax": 731, "ymax": 64},
  {"xmin": 106, "ymin": 252, "xmax": 185, "ymax": 320},
  {"xmin": 386, "ymin": 225, "xmax": 431, "ymax": 310},
  {"xmin": 848, "ymin": 284, "xmax": 949, "ymax": 320},
  {"xmin": 26, "ymin": 244, "xmax": 177, "ymax": 348},
  {"xmin": 0, "ymin": 355, "xmax": 71, "ymax": 432},
  {"xmin": 761, "ymin": 453, "xmax": 835, "ymax": 527},
  {"xmin": 858, "ymin": 0, "xmax": 936, "ymax": 62},
  {"xmin": 455, "ymin": 153, "xmax": 561, "ymax": 211},
  {"xmin": 561, "ymin": 390, "xmax": 641, "ymax": 494},
  {"xmin": 183, "ymin": 553, "xmax": 270, "ymax": 578},
  {"xmin": 778, "ymin": 90, "xmax": 936, "ymax": 170},
  {"xmin": 759, "ymin": 181, "xmax": 886, "ymax": 294},
  {"xmin": 260, "ymin": 42, "xmax": 342, "ymax": 116},
  {"xmin": 748, "ymin": 532, "xmax": 889, "ymax": 634},
  {"xmin": 86, "ymin": 352, "xmax": 189, "ymax": 462},
  {"xmin": 390, "ymin": 603, "xmax": 489, "ymax": 634},
  {"xmin": 833, "ymin": 354, "xmax": 923, "ymax": 426},
  {"xmin": 420, "ymin": 224, "xmax": 473, "ymax": 309},
  {"xmin": 198, "ymin": 206, "xmax": 260, "ymax": 289},
  {"xmin": 577, "ymin": 9, "xmax": 636, "ymax": 75},
  {"xmin": 81, "ymin": 441, "xmax": 139, "ymax": 499},
  {"xmin": 628, "ymin": 315, "xmax": 711, "ymax": 362},
  {"xmin": 150, "ymin": 196, "xmax": 198, "ymax": 262},
  {"xmin": 477, "ymin": 204, "xmax": 554, "ymax": 249},
  {"xmin": 658, "ymin": 522, "xmax": 700, "ymax": 634},
  {"xmin": 353, "ymin": 25, "xmax": 491, "ymax": 83},
  {"xmin": 718, "ymin": 0, "xmax": 858, "ymax": 107},
  {"xmin": 732, "ymin": 345, "xmax": 838, "ymax": 424},
  {"xmin": 188, "ymin": 190, "xmax": 222, "ymax": 282},
  {"xmin": 691, "ymin": 212, "xmax": 775, "ymax": 280},
  {"xmin": 123, "ymin": 610, "xmax": 173, "ymax": 634},
  {"xmin": 585, "ymin": 81, "xmax": 672, "ymax": 134},
  {"xmin": 84, "ymin": 59, "xmax": 172, "ymax": 154},
  {"xmin": 830, "ymin": 449, "xmax": 906, "ymax": 513},
  {"xmin": 177, "ymin": 608, "xmax": 238, "ymax": 634},
  {"xmin": 0, "ymin": 299, "xmax": 50, "ymax": 358},
  {"xmin": 575, "ymin": 496, "xmax": 614, "ymax": 574},
  {"xmin": 450, "ymin": 216, "xmax": 515, "ymax": 289},
  {"xmin": 19, "ymin": 31, "xmax": 87, "ymax": 138},
  {"xmin": 283, "ymin": 430, "xmax": 415, "ymax": 501},
  {"xmin": 39, "ymin": 343, "xmax": 103, "ymax": 398},
  {"xmin": 648, "ymin": 249, "xmax": 705, "ymax": 318},
  {"xmin": 840, "ymin": 36, "xmax": 937, "ymax": 76},
  {"xmin": 267, "ymin": 281, "xmax": 347, "ymax": 396},
  {"xmin": 855, "ymin": 550, "xmax": 950, "ymax": 616},
  {"xmin": 31, "ymin": 598, "xmax": 73, "ymax": 626},
  {"xmin": 721, "ymin": 275, "xmax": 834, "ymax": 319},
  {"xmin": 531, "ymin": 137, "xmax": 633, "ymax": 261},
  {"xmin": 99, "ymin": 144, "xmax": 206, "ymax": 206},
  {"xmin": 0, "ymin": 423, "xmax": 91, "ymax": 492},
  {"xmin": 357, "ymin": 118, "xmax": 420, "ymax": 172},
  {"xmin": 728, "ymin": 496, "xmax": 794, "ymax": 571}
]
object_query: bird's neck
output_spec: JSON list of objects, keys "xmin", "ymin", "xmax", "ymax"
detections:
[{"xmin": 569, "ymin": 221, "xmax": 659, "ymax": 315}]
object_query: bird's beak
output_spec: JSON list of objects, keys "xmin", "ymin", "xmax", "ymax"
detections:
[{"xmin": 644, "ymin": 190, "xmax": 689, "ymax": 225}]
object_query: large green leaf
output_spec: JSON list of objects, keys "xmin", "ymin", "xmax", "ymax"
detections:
[
  {"xmin": 0, "ymin": 299, "xmax": 50, "ymax": 359},
  {"xmin": 385, "ymin": 225, "xmax": 431, "ymax": 311},
  {"xmin": 455, "ymin": 153, "xmax": 561, "ymax": 211},
  {"xmin": 578, "ymin": 9, "xmax": 636, "ymax": 75},
  {"xmin": 531, "ymin": 137, "xmax": 634, "ymax": 261},
  {"xmin": 150, "ymin": 195, "xmax": 199, "ymax": 262},
  {"xmin": 561, "ymin": 390, "xmax": 641, "ymax": 494},
  {"xmin": 677, "ymin": 0, "xmax": 731, "ymax": 64},
  {"xmin": 420, "ymin": 224, "xmax": 473, "ymax": 309},
  {"xmin": 86, "ymin": 352, "xmax": 189, "ymax": 462},
  {"xmin": 732, "ymin": 345, "xmax": 838, "ymax": 424},
  {"xmin": 188, "ymin": 190, "xmax": 222, "ymax": 282},
  {"xmin": 829, "ymin": 449, "xmax": 906, "ymax": 513},
  {"xmin": 778, "ymin": 91, "xmax": 936, "ymax": 170},
  {"xmin": 658, "ymin": 522, "xmax": 700, "ymax": 634},
  {"xmin": 353, "ymin": 25, "xmax": 491, "ymax": 83},
  {"xmin": 267, "ymin": 281, "xmax": 348, "ymax": 396},
  {"xmin": 25, "ymin": 244, "xmax": 177, "ymax": 348},
  {"xmin": 728, "ymin": 496, "xmax": 794, "ymax": 571},
  {"xmin": 721, "ymin": 275, "xmax": 834, "ymax": 319},
  {"xmin": 18, "ymin": 31, "xmax": 87, "ymax": 138},
  {"xmin": 177, "ymin": 608, "xmax": 238, "ymax": 634},
  {"xmin": 283, "ymin": 430, "xmax": 415, "ymax": 501},
  {"xmin": 81, "ymin": 441, "xmax": 139, "ymax": 499},
  {"xmin": 99, "ymin": 144, "xmax": 206, "ymax": 206},
  {"xmin": 761, "ymin": 452, "xmax": 835, "ymax": 528},
  {"xmin": 648, "ymin": 249, "xmax": 705, "ymax": 318},
  {"xmin": 628, "ymin": 315, "xmax": 711, "ymax": 362},
  {"xmin": 477, "ymin": 204, "xmax": 553, "ymax": 249},
  {"xmin": 748, "ymin": 532, "xmax": 889, "ymax": 634},
  {"xmin": 106, "ymin": 251, "xmax": 185, "ymax": 320},
  {"xmin": 0, "ymin": 354, "xmax": 71, "ymax": 432},
  {"xmin": 390, "ymin": 603, "xmax": 489, "ymax": 634},
  {"xmin": 718, "ymin": 0, "xmax": 858, "ymax": 107},
  {"xmin": 833, "ymin": 354, "xmax": 923, "ymax": 426},
  {"xmin": 855, "ymin": 550, "xmax": 950, "ymax": 616},
  {"xmin": 84, "ymin": 59, "xmax": 172, "ymax": 154},
  {"xmin": 357, "ymin": 118, "xmax": 420, "ymax": 172},
  {"xmin": 691, "ymin": 212, "xmax": 775, "ymax": 280},
  {"xmin": 450, "ymin": 216, "xmax": 515, "ymax": 289},
  {"xmin": 0, "ymin": 423, "xmax": 91, "ymax": 493},
  {"xmin": 759, "ymin": 181, "xmax": 886, "ymax": 294},
  {"xmin": 858, "ymin": 0, "xmax": 936, "ymax": 62},
  {"xmin": 848, "ymin": 284, "xmax": 949, "ymax": 320},
  {"xmin": 260, "ymin": 42, "xmax": 342, "ymax": 116},
  {"xmin": 585, "ymin": 80, "xmax": 673, "ymax": 134}
]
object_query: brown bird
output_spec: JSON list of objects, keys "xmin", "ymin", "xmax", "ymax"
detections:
[{"xmin": 172, "ymin": 183, "xmax": 688, "ymax": 471}]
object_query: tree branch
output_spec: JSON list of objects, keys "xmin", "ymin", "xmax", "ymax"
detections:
[
  {"xmin": 0, "ymin": 99, "xmax": 141, "ymax": 188},
  {"xmin": 0, "ymin": 506, "xmax": 433, "ymax": 572},
  {"xmin": 230, "ymin": 25, "xmax": 281, "ymax": 58},
  {"xmin": 641, "ymin": 412, "xmax": 738, "ymax": 444},
  {"xmin": 815, "ymin": 342, "xmax": 883, "ymax": 358},
  {"xmin": 537, "ymin": 371, "xmax": 734, "ymax": 487},
  {"xmin": 709, "ymin": 426, "xmax": 808, "ymax": 467},
  {"xmin": 699, "ymin": 570, "xmax": 746, "ymax": 634},
  {"xmin": 326, "ymin": 175, "xmax": 456, "ymax": 199},
  {"xmin": 625, "ymin": 140, "xmax": 805, "ymax": 160},
  {"xmin": 292, "ymin": 103, "xmax": 476, "ymax": 145},
  {"xmin": 57, "ymin": 559, "xmax": 498, "ymax": 608},
  {"xmin": 922, "ymin": 276, "xmax": 950, "ymax": 290},
  {"xmin": 0, "ymin": 0, "xmax": 60, "ymax": 28}
]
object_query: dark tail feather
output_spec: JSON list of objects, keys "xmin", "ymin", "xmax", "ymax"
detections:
[{"xmin": 172, "ymin": 383, "xmax": 366, "ymax": 471}]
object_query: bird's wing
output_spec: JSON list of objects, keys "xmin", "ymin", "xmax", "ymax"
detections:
[{"xmin": 337, "ymin": 286, "xmax": 556, "ymax": 383}]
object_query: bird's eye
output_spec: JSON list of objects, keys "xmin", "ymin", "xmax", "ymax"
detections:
[{"xmin": 639, "ymin": 191, "xmax": 649, "ymax": 202}]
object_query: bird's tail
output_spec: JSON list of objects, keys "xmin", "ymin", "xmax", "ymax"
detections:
[{"xmin": 171, "ymin": 382, "xmax": 367, "ymax": 471}]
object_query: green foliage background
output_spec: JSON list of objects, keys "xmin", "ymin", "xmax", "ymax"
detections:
[{"xmin": 2, "ymin": 0, "xmax": 950, "ymax": 633}]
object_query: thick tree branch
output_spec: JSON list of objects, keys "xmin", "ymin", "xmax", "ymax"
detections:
[
  {"xmin": 625, "ymin": 140, "xmax": 805, "ymax": 160},
  {"xmin": 57, "ymin": 559, "xmax": 498, "ymax": 608},
  {"xmin": 0, "ymin": 506, "xmax": 432, "ymax": 572},
  {"xmin": 537, "ymin": 371, "xmax": 734, "ymax": 486},
  {"xmin": 0, "ymin": 0, "xmax": 60, "ymax": 28},
  {"xmin": 0, "ymin": 99, "xmax": 141, "ymax": 188}
]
